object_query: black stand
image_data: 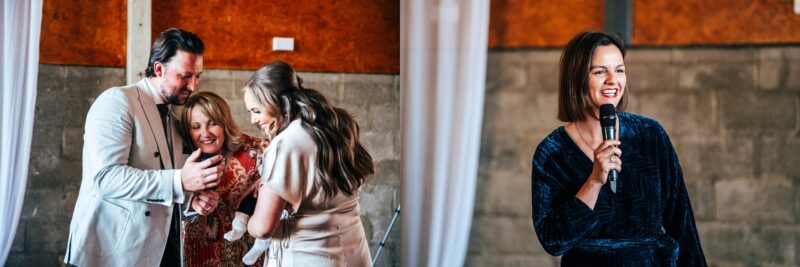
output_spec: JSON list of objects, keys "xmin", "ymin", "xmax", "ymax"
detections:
[{"xmin": 372, "ymin": 205, "xmax": 400, "ymax": 266}]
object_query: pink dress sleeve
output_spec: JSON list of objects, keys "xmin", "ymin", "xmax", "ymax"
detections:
[{"xmin": 260, "ymin": 136, "xmax": 315, "ymax": 213}]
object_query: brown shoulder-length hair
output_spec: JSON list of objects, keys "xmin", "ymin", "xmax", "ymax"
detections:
[
  {"xmin": 243, "ymin": 61, "xmax": 374, "ymax": 199},
  {"xmin": 180, "ymin": 91, "xmax": 244, "ymax": 154},
  {"xmin": 558, "ymin": 31, "xmax": 627, "ymax": 122}
]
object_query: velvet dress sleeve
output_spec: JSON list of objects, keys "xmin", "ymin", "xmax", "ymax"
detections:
[
  {"xmin": 531, "ymin": 143, "xmax": 601, "ymax": 256},
  {"xmin": 656, "ymin": 125, "xmax": 708, "ymax": 266}
]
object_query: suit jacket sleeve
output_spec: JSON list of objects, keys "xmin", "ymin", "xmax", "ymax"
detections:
[{"xmin": 84, "ymin": 88, "xmax": 174, "ymax": 206}]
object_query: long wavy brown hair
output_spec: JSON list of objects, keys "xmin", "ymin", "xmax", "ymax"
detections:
[{"xmin": 243, "ymin": 61, "xmax": 374, "ymax": 198}]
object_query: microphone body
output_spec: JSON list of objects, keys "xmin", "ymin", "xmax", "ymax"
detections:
[{"xmin": 599, "ymin": 104, "xmax": 618, "ymax": 193}]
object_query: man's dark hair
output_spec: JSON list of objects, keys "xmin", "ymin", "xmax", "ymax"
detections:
[{"xmin": 144, "ymin": 28, "xmax": 205, "ymax": 78}]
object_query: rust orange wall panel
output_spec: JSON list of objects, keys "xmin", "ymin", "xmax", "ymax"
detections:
[
  {"xmin": 152, "ymin": 0, "xmax": 399, "ymax": 73},
  {"xmin": 488, "ymin": 0, "xmax": 604, "ymax": 48},
  {"xmin": 634, "ymin": 0, "xmax": 800, "ymax": 45},
  {"xmin": 39, "ymin": 0, "xmax": 126, "ymax": 66}
]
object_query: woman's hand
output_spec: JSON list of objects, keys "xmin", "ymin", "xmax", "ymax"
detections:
[
  {"xmin": 576, "ymin": 139, "xmax": 621, "ymax": 209},
  {"xmin": 253, "ymin": 183, "xmax": 262, "ymax": 198},
  {"xmin": 192, "ymin": 190, "xmax": 220, "ymax": 216},
  {"xmin": 588, "ymin": 140, "xmax": 622, "ymax": 186}
]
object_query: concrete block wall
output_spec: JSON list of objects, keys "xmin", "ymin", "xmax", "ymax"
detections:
[
  {"xmin": 6, "ymin": 65, "xmax": 401, "ymax": 266},
  {"xmin": 467, "ymin": 46, "xmax": 800, "ymax": 267},
  {"xmin": 9, "ymin": 47, "xmax": 798, "ymax": 267}
]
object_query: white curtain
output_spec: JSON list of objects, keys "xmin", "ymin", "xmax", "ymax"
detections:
[
  {"xmin": 0, "ymin": 0, "xmax": 42, "ymax": 264},
  {"xmin": 400, "ymin": 0, "xmax": 490, "ymax": 266}
]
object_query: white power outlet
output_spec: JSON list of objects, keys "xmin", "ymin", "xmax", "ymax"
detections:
[
  {"xmin": 795, "ymin": 0, "xmax": 799, "ymax": 14},
  {"xmin": 273, "ymin": 37, "xmax": 294, "ymax": 51}
]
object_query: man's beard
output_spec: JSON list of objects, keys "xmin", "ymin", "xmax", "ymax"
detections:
[{"xmin": 161, "ymin": 85, "xmax": 189, "ymax": 105}]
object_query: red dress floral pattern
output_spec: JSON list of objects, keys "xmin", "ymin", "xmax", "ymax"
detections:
[{"xmin": 182, "ymin": 135, "xmax": 268, "ymax": 266}]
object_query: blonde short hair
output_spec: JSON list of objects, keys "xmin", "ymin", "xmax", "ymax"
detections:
[{"xmin": 180, "ymin": 91, "xmax": 244, "ymax": 153}]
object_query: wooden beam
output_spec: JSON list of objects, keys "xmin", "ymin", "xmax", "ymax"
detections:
[
  {"xmin": 604, "ymin": 0, "xmax": 632, "ymax": 46},
  {"xmin": 127, "ymin": 0, "xmax": 151, "ymax": 84}
]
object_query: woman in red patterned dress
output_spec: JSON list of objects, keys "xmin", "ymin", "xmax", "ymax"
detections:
[{"xmin": 179, "ymin": 91, "xmax": 267, "ymax": 266}]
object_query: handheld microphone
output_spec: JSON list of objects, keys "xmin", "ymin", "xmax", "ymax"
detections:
[{"xmin": 600, "ymin": 104, "xmax": 618, "ymax": 193}]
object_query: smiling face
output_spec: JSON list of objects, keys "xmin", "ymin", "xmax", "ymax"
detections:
[
  {"xmin": 154, "ymin": 50, "xmax": 204, "ymax": 105},
  {"xmin": 188, "ymin": 107, "xmax": 225, "ymax": 154},
  {"xmin": 587, "ymin": 44, "xmax": 626, "ymax": 116},
  {"xmin": 243, "ymin": 89, "xmax": 277, "ymax": 136}
]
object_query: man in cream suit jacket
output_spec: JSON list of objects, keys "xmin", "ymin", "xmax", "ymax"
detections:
[{"xmin": 65, "ymin": 28, "xmax": 223, "ymax": 267}]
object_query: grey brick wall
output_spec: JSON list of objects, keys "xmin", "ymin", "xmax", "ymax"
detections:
[
  {"xmin": 10, "ymin": 46, "xmax": 798, "ymax": 267},
  {"xmin": 468, "ymin": 46, "xmax": 800, "ymax": 267},
  {"xmin": 6, "ymin": 65, "xmax": 400, "ymax": 267}
]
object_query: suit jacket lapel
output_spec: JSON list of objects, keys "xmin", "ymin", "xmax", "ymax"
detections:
[
  {"xmin": 170, "ymin": 113, "xmax": 187, "ymax": 168},
  {"xmin": 136, "ymin": 79, "xmax": 174, "ymax": 169}
]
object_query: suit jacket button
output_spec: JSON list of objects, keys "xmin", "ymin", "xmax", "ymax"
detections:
[
  {"xmin": 145, "ymin": 211, "xmax": 151, "ymax": 216},
  {"xmin": 154, "ymin": 152, "xmax": 160, "ymax": 157}
]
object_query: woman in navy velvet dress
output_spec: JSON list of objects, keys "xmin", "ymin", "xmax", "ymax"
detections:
[{"xmin": 531, "ymin": 31, "xmax": 707, "ymax": 266}]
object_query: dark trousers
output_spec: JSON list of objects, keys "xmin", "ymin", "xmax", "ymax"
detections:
[
  {"xmin": 238, "ymin": 193, "xmax": 257, "ymax": 215},
  {"xmin": 160, "ymin": 205, "xmax": 181, "ymax": 267}
]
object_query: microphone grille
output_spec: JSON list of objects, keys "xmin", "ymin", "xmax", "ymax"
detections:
[{"xmin": 600, "ymin": 104, "xmax": 616, "ymax": 127}]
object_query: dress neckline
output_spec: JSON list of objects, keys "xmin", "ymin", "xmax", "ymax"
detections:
[{"xmin": 558, "ymin": 112, "xmax": 627, "ymax": 166}]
